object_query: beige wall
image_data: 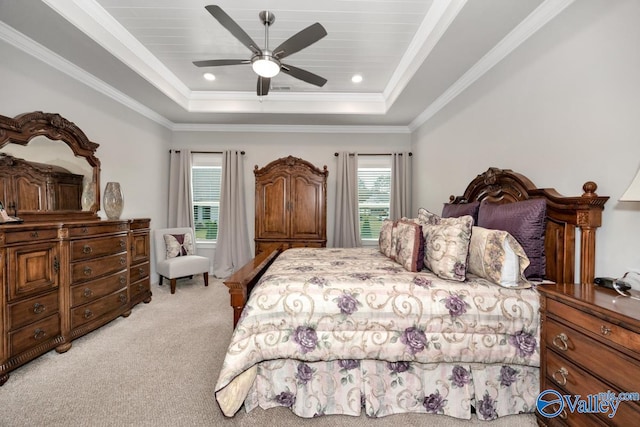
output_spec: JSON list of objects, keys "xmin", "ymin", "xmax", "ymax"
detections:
[{"xmin": 411, "ymin": 0, "xmax": 640, "ymax": 279}]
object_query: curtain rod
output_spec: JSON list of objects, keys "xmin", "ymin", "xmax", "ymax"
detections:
[
  {"xmin": 170, "ymin": 150, "xmax": 245, "ymax": 155},
  {"xmin": 334, "ymin": 152, "xmax": 412, "ymax": 156}
]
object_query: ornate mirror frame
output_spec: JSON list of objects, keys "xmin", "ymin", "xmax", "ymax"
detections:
[{"xmin": 0, "ymin": 111, "xmax": 100, "ymax": 222}]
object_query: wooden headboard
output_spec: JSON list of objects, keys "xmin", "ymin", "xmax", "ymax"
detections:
[{"xmin": 449, "ymin": 167, "xmax": 609, "ymax": 285}]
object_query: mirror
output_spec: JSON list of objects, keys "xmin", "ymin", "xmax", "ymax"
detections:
[{"xmin": 0, "ymin": 111, "xmax": 100, "ymax": 222}]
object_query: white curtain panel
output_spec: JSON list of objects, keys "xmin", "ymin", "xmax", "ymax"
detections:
[
  {"xmin": 390, "ymin": 152, "xmax": 412, "ymax": 220},
  {"xmin": 167, "ymin": 149, "xmax": 194, "ymax": 228},
  {"xmin": 212, "ymin": 150, "xmax": 251, "ymax": 278},
  {"xmin": 333, "ymin": 152, "xmax": 361, "ymax": 248}
]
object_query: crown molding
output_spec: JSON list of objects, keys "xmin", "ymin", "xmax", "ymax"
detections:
[
  {"xmin": 383, "ymin": 0, "xmax": 467, "ymax": 107},
  {"xmin": 0, "ymin": 21, "xmax": 173, "ymax": 129},
  {"xmin": 171, "ymin": 123, "xmax": 410, "ymax": 134},
  {"xmin": 409, "ymin": 0, "xmax": 576, "ymax": 132}
]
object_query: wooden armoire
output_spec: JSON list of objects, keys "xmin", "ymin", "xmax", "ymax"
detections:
[{"xmin": 254, "ymin": 156, "xmax": 328, "ymax": 255}]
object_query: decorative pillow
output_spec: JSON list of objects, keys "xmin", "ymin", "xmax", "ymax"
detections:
[
  {"xmin": 468, "ymin": 226, "xmax": 531, "ymax": 288},
  {"xmin": 442, "ymin": 201, "xmax": 480, "ymax": 225},
  {"xmin": 477, "ymin": 198, "xmax": 546, "ymax": 279},
  {"xmin": 378, "ymin": 219, "xmax": 397, "ymax": 258},
  {"xmin": 420, "ymin": 212, "xmax": 473, "ymax": 281},
  {"xmin": 164, "ymin": 233, "xmax": 194, "ymax": 259},
  {"xmin": 393, "ymin": 221, "xmax": 425, "ymax": 272}
]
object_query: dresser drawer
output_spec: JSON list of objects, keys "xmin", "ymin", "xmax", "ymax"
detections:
[
  {"xmin": 71, "ymin": 252, "xmax": 127, "ymax": 284},
  {"xmin": 67, "ymin": 222, "xmax": 129, "ymax": 238},
  {"xmin": 9, "ymin": 313, "xmax": 61, "ymax": 357},
  {"xmin": 129, "ymin": 261, "xmax": 149, "ymax": 283},
  {"xmin": 70, "ymin": 270, "xmax": 128, "ymax": 307},
  {"xmin": 4, "ymin": 228, "xmax": 59, "ymax": 244},
  {"xmin": 130, "ymin": 277, "xmax": 150, "ymax": 301},
  {"xmin": 547, "ymin": 298, "xmax": 640, "ymax": 354},
  {"xmin": 71, "ymin": 290, "xmax": 128, "ymax": 329},
  {"xmin": 545, "ymin": 319, "xmax": 640, "ymax": 394},
  {"xmin": 8, "ymin": 291, "xmax": 59, "ymax": 330},
  {"xmin": 546, "ymin": 350, "xmax": 640, "ymax": 425},
  {"xmin": 70, "ymin": 235, "xmax": 128, "ymax": 261}
]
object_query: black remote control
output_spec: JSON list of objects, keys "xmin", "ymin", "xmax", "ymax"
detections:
[{"xmin": 595, "ymin": 277, "xmax": 631, "ymax": 291}]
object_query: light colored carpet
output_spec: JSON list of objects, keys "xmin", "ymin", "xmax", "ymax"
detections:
[{"xmin": 0, "ymin": 277, "xmax": 538, "ymax": 427}]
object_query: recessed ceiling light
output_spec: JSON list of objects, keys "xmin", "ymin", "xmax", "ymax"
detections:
[
  {"xmin": 351, "ymin": 74, "xmax": 363, "ymax": 83},
  {"xmin": 203, "ymin": 72, "xmax": 216, "ymax": 81}
]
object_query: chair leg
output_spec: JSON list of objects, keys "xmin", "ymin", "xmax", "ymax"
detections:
[
  {"xmin": 170, "ymin": 278, "xmax": 177, "ymax": 294},
  {"xmin": 203, "ymin": 273, "xmax": 209, "ymax": 287},
  {"xmin": 158, "ymin": 275, "xmax": 163, "ymax": 285}
]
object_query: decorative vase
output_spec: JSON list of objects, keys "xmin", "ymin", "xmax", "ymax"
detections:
[
  {"xmin": 81, "ymin": 181, "xmax": 95, "ymax": 211},
  {"xmin": 103, "ymin": 182, "xmax": 124, "ymax": 220}
]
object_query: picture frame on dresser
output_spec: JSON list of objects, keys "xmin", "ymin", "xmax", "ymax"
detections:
[{"xmin": 0, "ymin": 111, "xmax": 151, "ymax": 386}]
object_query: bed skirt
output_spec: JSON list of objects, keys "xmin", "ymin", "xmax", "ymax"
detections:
[{"xmin": 243, "ymin": 359, "xmax": 539, "ymax": 420}]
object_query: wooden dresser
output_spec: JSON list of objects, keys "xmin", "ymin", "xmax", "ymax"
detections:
[
  {"xmin": 254, "ymin": 156, "xmax": 328, "ymax": 255},
  {"xmin": 537, "ymin": 283, "xmax": 640, "ymax": 426},
  {"xmin": 0, "ymin": 218, "xmax": 151, "ymax": 386}
]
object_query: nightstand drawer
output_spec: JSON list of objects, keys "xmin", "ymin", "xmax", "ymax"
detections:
[
  {"xmin": 540, "ymin": 379, "xmax": 607, "ymax": 427},
  {"xmin": 546, "ymin": 319, "xmax": 640, "ymax": 394},
  {"xmin": 547, "ymin": 351, "xmax": 640, "ymax": 425},
  {"xmin": 547, "ymin": 298, "xmax": 640, "ymax": 354}
]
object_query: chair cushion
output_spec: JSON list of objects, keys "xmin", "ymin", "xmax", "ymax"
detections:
[{"xmin": 157, "ymin": 255, "xmax": 209, "ymax": 279}]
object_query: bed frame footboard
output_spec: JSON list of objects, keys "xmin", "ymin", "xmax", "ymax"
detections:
[{"xmin": 223, "ymin": 248, "xmax": 281, "ymax": 327}]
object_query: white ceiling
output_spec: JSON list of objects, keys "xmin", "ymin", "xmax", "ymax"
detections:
[{"xmin": 0, "ymin": 0, "xmax": 576, "ymax": 130}]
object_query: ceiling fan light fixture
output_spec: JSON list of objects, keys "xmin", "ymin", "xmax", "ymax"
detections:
[
  {"xmin": 351, "ymin": 74, "xmax": 363, "ymax": 83},
  {"xmin": 203, "ymin": 72, "xmax": 216, "ymax": 81},
  {"xmin": 252, "ymin": 55, "xmax": 280, "ymax": 78}
]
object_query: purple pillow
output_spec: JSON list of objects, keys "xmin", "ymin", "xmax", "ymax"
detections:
[
  {"xmin": 442, "ymin": 201, "xmax": 480, "ymax": 225},
  {"xmin": 477, "ymin": 198, "xmax": 546, "ymax": 279}
]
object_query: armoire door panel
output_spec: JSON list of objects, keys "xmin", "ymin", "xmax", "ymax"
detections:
[
  {"xmin": 15, "ymin": 176, "xmax": 45, "ymax": 211},
  {"xmin": 256, "ymin": 176, "xmax": 289, "ymax": 238},
  {"xmin": 290, "ymin": 176, "xmax": 324, "ymax": 239}
]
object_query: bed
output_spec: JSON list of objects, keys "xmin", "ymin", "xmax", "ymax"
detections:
[{"xmin": 217, "ymin": 167, "xmax": 608, "ymax": 420}]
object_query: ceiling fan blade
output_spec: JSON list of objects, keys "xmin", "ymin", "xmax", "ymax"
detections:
[
  {"xmin": 193, "ymin": 59, "xmax": 250, "ymax": 67},
  {"xmin": 281, "ymin": 64, "xmax": 327, "ymax": 87},
  {"xmin": 205, "ymin": 5, "xmax": 261, "ymax": 55},
  {"xmin": 257, "ymin": 77, "xmax": 271, "ymax": 96},
  {"xmin": 273, "ymin": 23, "xmax": 327, "ymax": 59}
]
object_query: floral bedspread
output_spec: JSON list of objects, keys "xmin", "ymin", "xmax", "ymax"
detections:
[{"xmin": 215, "ymin": 248, "xmax": 540, "ymax": 418}]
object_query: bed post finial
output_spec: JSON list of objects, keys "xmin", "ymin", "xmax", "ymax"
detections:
[{"xmin": 582, "ymin": 181, "xmax": 598, "ymax": 198}]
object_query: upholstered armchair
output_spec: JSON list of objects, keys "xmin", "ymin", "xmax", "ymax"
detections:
[{"xmin": 153, "ymin": 227, "xmax": 210, "ymax": 294}]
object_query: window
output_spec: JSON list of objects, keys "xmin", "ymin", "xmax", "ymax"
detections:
[
  {"xmin": 357, "ymin": 155, "xmax": 392, "ymax": 240},
  {"xmin": 192, "ymin": 153, "xmax": 222, "ymax": 242}
]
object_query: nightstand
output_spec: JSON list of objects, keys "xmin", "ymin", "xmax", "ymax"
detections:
[{"xmin": 537, "ymin": 283, "xmax": 640, "ymax": 426}]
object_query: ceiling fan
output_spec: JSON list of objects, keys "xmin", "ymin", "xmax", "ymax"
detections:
[{"xmin": 194, "ymin": 5, "xmax": 328, "ymax": 96}]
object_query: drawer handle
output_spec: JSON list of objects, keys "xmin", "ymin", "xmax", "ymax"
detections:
[
  {"xmin": 137, "ymin": 283, "xmax": 144, "ymax": 291},
  {"xmin": 559, "ymin": 409, "xmax": 567, "ymax": 420},
  {"xmin": 30, "ymin": 231, "xmax": 39, "ymax": 238},
  {"xmin": 552, "ymin": 367, "xmax": 569, "ymax": 386},
  {"xmin": 118, "ymin": 293, "xmax": 127, "ymax": 304},
  {"xmin": 83, "ymin": 288, "xmax": 93, "ymax": 298},
  {"xmin": 81, "ymin": 226, "xmax": 88, "ymax": 234},
  {"xmin": 33, "ymin": 303, "xmax": 46, "ymax": 314},
  {"xmin": 119, "ymin": 239, "xmax": 126, "ymax": 248},
  {"xmin": 601, "ymin": 325, "xmax": 611, "ymax": 335},
  {"xmin": 138, "ymin": 267, "xmax": 145, "ymax": 276},
  {"xmin": 119, "ymin": 275, "xmax": 126, "ymax": 285},
  {"xmin": 84, "ymin": 309, "xmax": 93, "ymax": 319},
  {"xmin": 33, "ymin": 328, "xmax": 47, "ymax": 340},
  {"xmin": 84, "ymin": 266, "xmax": 93, "ymax": 276},
  {"xmin": 120, "ymin": 257, "xmax": 126, "ymax": 265},
  {"xmin": 82, "ymin": 245, "xmax": 93, "ymax": 254},
  {"xmin": 552, "ymin": 333, "xmax": 569, "ymax": 351}
]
